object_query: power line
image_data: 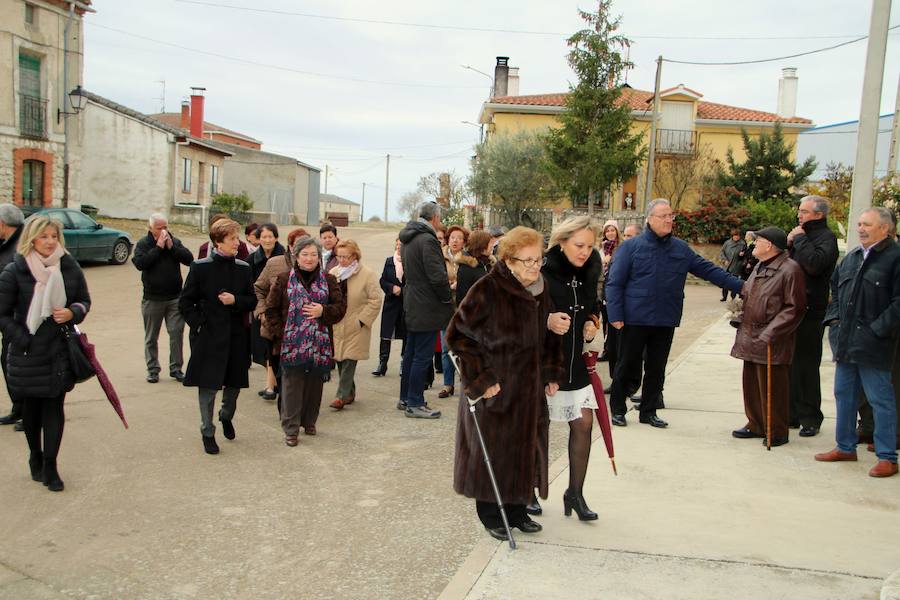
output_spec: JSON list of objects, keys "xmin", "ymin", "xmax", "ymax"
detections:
[
  {"xmin": 87, "ymin": 22, "xmax": 484, "ymax": 89},
  {"xmin": 264, "ymin": 139, "xmax": 474, "ymax": 153},
  {"xmin": 173, "ymin": 1, "xmax": 890, "ymax": 41},
  {"xmin": 665, "ymin": 24, "xmax": 899, "ymax": 65}
]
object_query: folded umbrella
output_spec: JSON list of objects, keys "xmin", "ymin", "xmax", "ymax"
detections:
[
  {"xmin": 76, "ymin": 328, "xmax": 128, "ymax": 429},
  {"xmin": 583, "ymin": 351, "xmax": 617, "ymax": 476}
]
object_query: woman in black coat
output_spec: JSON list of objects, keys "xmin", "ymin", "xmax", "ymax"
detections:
[
  {"xmin": 248, "ymin": 223, "xmax": 285, "ymax": 399},
  {"xmin": 454, "ymin": 230, "xmax": 496, "ymax": 304},
  {"xmin": 0, "ymin": 216, "xmax": 91, "ymax": 492},
  {"xmin": 541, "ymin": 216, "xmax": 602, "ymax": 521},
  {"xmin": 372, "ymin": 238, "xmax": 406, "ymax": 377},
  {"xmin": 180, "ymin": 218, "xmax": 256, "ymax": 455}
]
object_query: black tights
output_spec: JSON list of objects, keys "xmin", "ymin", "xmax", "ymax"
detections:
[
  {"xmin": 567, "ymin": 409, "xmax": 593, "ymax": 495},
  {"xmin": 21, "ymin": 396, "xmax": 65, "ymax": 462}
]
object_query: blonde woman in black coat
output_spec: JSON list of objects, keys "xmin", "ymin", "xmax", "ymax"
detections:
[{"xmin": 0, "ymin": 216, "xmax": 91, "ymax": 492}]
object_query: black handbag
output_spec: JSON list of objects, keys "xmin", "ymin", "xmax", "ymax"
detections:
[{"xmin": 62, "ymin": 325, "xmax": 96, "ymax": 383}]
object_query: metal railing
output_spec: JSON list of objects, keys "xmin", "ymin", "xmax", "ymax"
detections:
[
  {"xmin": 19, "ymin": 94, "xmax": 47, "ymax": 139},
  {"xmin": 656, "ymin": 128, "xmax": 696, "ymax": 155}
]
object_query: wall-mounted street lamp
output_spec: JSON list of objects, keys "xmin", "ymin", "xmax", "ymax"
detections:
[{"xmin": 57, "ymin": 85, "xmax": 86, "ymax": 123}]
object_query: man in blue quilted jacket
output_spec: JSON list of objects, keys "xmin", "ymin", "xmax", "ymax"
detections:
[{"xmin": 606, "ymin": 199, "xmax": 745, "ymax": 428}]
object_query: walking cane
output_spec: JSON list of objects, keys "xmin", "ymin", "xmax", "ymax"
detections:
[
  {"xmin": 766, "ymin": 343, "xmax": 773, "ymax": 452},
  {"xmin": 448, "ymin": 351, "xmax": 516, "ymax": 549}
]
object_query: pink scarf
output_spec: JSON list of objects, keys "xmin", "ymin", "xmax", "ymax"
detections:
[
  {"xmin": 25, "ymin": 245, "xmax": 67, "ymax": 334},
  {"xmin": 393, "ymin": 251, "xmax": 403, "ymax": 281}
]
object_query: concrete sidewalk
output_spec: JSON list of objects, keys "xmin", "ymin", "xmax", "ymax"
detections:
[{"xmin": 440, "ymin": 317, "xmax": 899, "ymax": 600}]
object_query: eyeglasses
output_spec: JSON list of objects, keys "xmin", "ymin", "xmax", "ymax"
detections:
[
  {"xmin": 336, "ymin": 254, "xmax": 353, "ymax": 260},
  {"xmin": 651, "ymin": 212, "xmax": 675, "ymax": 221},
  {"xmin": 510, "ymin": 256, "xmax": 544, "ymax": 269}
]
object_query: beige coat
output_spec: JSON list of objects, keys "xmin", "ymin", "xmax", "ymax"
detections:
[{"xmin": 329, "ymin": 264, "xmax": 382, "ymax": 361}]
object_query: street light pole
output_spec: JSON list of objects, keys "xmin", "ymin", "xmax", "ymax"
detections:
[
  {"xmin": 361, "ymin": 182, "xmax": 366, "ymax": 223},
  {"xmin": 384, "ymin": 154, "xmax": 390, "ymax": 223},
  {"xmin": 461, "ymin": 65, "xmax": 494, "ymax": 98}
]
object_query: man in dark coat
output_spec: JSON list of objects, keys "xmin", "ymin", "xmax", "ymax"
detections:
[
  {"xmin": 0, "ymin": 203, "xmax": 24, "ymax": 428},
  {"xmin": 816, "ymin": 207, "xmax": 900, "ymax": 478},
  {"xmin": 397, "ymin": 201, "xmax": 453, "ymax": 418},
  {"xmin": 730, "ymin": 227, "xmax": 806, "ymax": 446},
  {"xmin": 606, "ymin": 199, "xmax": 745, "ymax": 428},
  {"xmin": 787, "ymin": 195, "xmax": 839, "ymax": 437},
  {"xmin": 132, "ymin": 213, "xmax": 193, "ymax": 384},
  {"xmin": 718, "ymin": 230, "xmax": 746, "ymax": 301}
]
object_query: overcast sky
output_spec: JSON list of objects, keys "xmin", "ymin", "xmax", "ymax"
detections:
[{"xmin": 83, "ymin": 0, "xmax": 900, "ymax": 221}]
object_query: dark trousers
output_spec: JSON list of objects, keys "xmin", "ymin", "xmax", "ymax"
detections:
[
  {"xmin": 476, "ymin": 500, "xmax": 528, "ymax": 529},
  {"xmin": 743, "ymin": 362, "xmax": 790, "ymax": 440},
  {"xmin": 21, "ymin": 395, "xmax": 65, "ymax": 461},
  {"xmin": 280, "ymin": 369, "xmax": 325, "ymax": 435},
  {"xmin": 610, "ymin": 325, "xmax": 674, "ymax": 418},
  {"xmin": 789, "ymin": 312, "xmax": 825, "ymax": 428},
  {"xmin": 1, "ymin": 337, "xmax": 22, "ymax": 419},
  {"xmin": 400, "ymin": 330, "xmax": 438, "ymax": 408}
]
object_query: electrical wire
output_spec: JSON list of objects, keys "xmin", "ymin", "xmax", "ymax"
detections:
[
  {"xmin": 665, "ymin": 24, "xmax": 899, "ymax": 65},
  {"xmin": 86, "ymin": 22, "xmax": 484, "ymax": 89}
]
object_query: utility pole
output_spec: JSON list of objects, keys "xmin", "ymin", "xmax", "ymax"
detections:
[
  {"xmin": 847, "ymin": 0, "xmax": 891, "ymax": 248},
  {"xmin": 384, "ymin": 154, "xmax": 390, "ymax": 222},
  {"xmin": 153, "ymin": 79, "xmax": 166, "ymax": 113},
  {"xmin": 324, "ymin": 164, "xmax": 329, "ymax": 194},
  {"xmin": 361, "ymin": 182, "xmax": 366, "ymax": 222},
  {"xmin": 887, "ymin": 71, "xmax": 900, "ymax": 181},
  {"xmin": 643, "ymin": 55, "xmax": 663, "ymax": 212}
]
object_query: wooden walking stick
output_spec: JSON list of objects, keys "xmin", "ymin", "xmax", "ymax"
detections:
[{"xmin": 766, "ymin": 343, "xmax": 773, "ymax": 452}]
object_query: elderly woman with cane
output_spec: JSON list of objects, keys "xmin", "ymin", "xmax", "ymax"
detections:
[
  {"xmin": 730, "ymin": 227, "xmax": 805, "ymax": 447},
  {"xmin": 0, "ymin": 216, "xmax": 91, "ymax": 491},
  {"xmin": 446, "ymin": 226, "xmax": 563, "ymax": 541}
]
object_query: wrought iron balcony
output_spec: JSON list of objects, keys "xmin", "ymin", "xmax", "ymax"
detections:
[
  {"xmin": 19, "ymin": 93, "xmax": 47, "ymax": 139},
  {"xmin": 656, "ymin": 128, "xmax": 696, "ymax": 155}
]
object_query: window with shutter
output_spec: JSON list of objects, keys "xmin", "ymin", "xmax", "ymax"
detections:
[{"xmin": 18, "ymin": 54, "xmax": 46, "ymax": 138}]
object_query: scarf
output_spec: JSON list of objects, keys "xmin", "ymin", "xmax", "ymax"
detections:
[
  {"xmin": 25, "ymin": 246, "xmax": 67, "ymax": 334},
  {"xmin": 393, "ymin": 251, "xmax": 403, "ymax": 281},
  {"xmin": 333, "ymin": 260, "xmax": 359, "ymax": 282},
  {"xmin": 280, "ymin": 267, "xmax": 332, "ymax": 373}
]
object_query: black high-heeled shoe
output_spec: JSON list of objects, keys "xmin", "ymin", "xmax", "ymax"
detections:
[
  {"xmin": 42, "ymin": 459, "xmax": 64, "ymax": 492},
  {"xmin": 525, "ymin": 493, "xmax": 542, "ymax": 516},
  {"xmin": 563, "ymin": 490, "xmax": 597, "ymax": 521}
]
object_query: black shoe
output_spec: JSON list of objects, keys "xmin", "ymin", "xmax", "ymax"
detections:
[
  {"xmin": 799, "ymin": 426, "xmax": 820, "ymax": 437},
  {"xmin": 29, "ymin": 451, "xmax": 43, "ymax": 482},
  {"xmin": 146, "ymin": 373, "xmax": 159, "ymax": 383},
  {"xmin": 563, "ymin": 490, "xmax": 598, "ymax": 521},
  {"xmin": 371, "ymin": 362, "xmax": 388, "ymax": 377},
  {"xmin": 202, "ymin": 435, "xmax": 219, "ymax": 455},
  {"xmin": 517, "ymin": 518, "xmax": 543, "ymax": 533},
  {"xmin": 639, "ymin": 415, "xmax": 668, "ymax": 428},
  {"xmin": 260, "ymin": 389, "xmax": 277, "ymax": 401},
  {"xmin": 220, "ymin": 418, "xmax": 235, "ymax": 440},
  {"xmin": 485, "ymin": 527, "xmax": 508, "ymax": 541},
  {"xmin": 396, "ymin": 400, "xmax": 407, "ymax": 411},
  {"xmin": 14, "ymin": 420, "xmax": 23, "ymax": 432},
  {"xmin": 170, "ymin": 370, "xmax": 185, "ymax": 382},
  {"xmin": 611, "ymin": 414, "xmax": 627, "ymax": 427},
  {"xmin": 732, "ymin": 427, "xmax": 764, "ymax": 439},
  {"xmin": 0, "ymin": 413, "xmax": 20, "ymax": 425},
  {"xmin": 763, "ymin": 437, "xmax": 788, "ymax": 447},
  {"xmin": 42, "ymin": 459, "xmax": 64, "ymax": 492},
  {"xmin": 525, "ymin": 494, "xmax": 542, "ymax": 516},
  {"xmin": 789, "ymin": 421, "xmax": 801, "ymax": 429}
]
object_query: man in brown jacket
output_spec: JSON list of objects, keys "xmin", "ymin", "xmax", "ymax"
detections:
[{"xmin": 730, "ymin": 227, "xmax": 806, "ymax": 446}]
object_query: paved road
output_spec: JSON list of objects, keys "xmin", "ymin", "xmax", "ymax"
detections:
[{"xmin": 0, "ymin": 225, "xmax": 729, "ymax": 600}]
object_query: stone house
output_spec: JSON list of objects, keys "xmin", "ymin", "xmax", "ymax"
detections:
[{"xmin": 319, "ymin": 193, "xmax": 360, "ymax": 226}]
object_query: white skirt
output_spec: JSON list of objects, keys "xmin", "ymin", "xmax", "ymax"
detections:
[{"xmin": 547, "ymin": 384, "xmax": 598, "ymax": 422}]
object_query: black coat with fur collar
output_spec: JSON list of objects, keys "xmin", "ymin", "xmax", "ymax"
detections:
[
  {"xmin": 446, "ymin": 261, "xmax": 564, "ymax": 504},
  {"xmin": 541, "ymin": 245, "xmax": 602, "ymax": 391}
]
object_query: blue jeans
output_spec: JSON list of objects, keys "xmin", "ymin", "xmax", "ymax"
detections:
[
  {"xmin": 441, "ymin": 329, "xmax": 456, "ymax": 387},
  {"xmin": 834, "ymin": 362, "xmax": 898, "ymax": 463},
  {"xmin": 400, "ymin": 331, "xmax": 438, "ymax": 408}
]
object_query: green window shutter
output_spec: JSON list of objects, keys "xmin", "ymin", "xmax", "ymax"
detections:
[{"xmin": 19, "ymin": 54, "xmax": 41, "ymax": 98}]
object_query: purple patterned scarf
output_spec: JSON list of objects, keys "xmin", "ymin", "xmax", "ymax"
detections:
[{"xmin": 280, "ymin": 268, "xmax": 332, "ymax": 372}]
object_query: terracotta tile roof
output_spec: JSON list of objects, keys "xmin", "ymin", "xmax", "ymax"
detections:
[
  {"xmin": 147, "ymin": 113, "xmax": 262, "ymax": 143},
  {"xmin": 488, "ymin": 87, "xmax": 812, "ymax": 124}
]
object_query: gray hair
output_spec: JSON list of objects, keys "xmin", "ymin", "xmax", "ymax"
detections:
[
  {"xmin": 0, "ymin": 204, "xmax": 24, "ymax": 227},
  {"xmin": 548, "ymin": 216, "xmax": 596, "ymax": 248},
  {"xmin": 864, "ymin": 206, "xmax": 897, "ymax": 235},
  {"xmin": 291, "ymin": 235, "xmax": 322, "ymax": 259},
  {"xmin": 800, "ymin": 195, "xmax": 830, "ymax": 217},
  {"xmin": 418, "ymin": 200, "xmax": 441, "ymax": 221},
  {"xmin": 623, "ymin": 223, "xmax": 641, "ymax": 236},
  {"xmin": 148, "ymin": 212, "xmax": 168, "ymax": 227},
  {"xmin": 646, "ymin": 198, "xmax": 671, "ymax": 218}
]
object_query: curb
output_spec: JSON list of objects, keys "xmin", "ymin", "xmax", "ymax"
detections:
[{"xmin": 883, "ymin": 568, "xmax": 900, "ymax": 600}]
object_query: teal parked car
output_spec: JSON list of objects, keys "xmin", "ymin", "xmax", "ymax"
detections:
[{"xmin": 28, "ymin": 208, "xmax": 132, "ymax": 265}]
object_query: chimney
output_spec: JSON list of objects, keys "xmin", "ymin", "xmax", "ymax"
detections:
[
  {"xmin": 179, "ymin": 100, "xmax": 190, "ymax": 129},
  {"xmin": 494, "ymin": 57, "xmax": 509, "ymax": 97},
  {"xmin": 507, "ymin": 67, "xmax": 520, "ymax": 96},
  {"xmin": 189, "ymin": 86, "xmax": 206, "ymax": 138},
  {"xmin": 776, "ymin": 67, "xmax": 798, "ymax": 119}
]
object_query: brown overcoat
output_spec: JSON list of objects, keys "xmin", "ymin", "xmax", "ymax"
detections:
[
  {"xmin": 731, "ymin": 251, "xmax": 806, "ymax": 365},
  {"xmin": 254, "ymin": 253, "xmax": 292, "ymax": 340},
  {"xmin": 446, "ymin": 261, "xmax": 564, "ymax": 505},
  {"xmin": 264, "ymin": 267, "xmax": 346, "ymax": 353}
]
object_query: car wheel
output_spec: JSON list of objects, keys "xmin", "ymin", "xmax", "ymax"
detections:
[{"xmin": 110, "ymin": 239, "xmax": 131, "ymax": 265}]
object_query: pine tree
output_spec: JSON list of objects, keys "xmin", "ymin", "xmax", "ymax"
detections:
[{"xmin": 545, "ymin": 0, "xmax": 646, "ymax": 209}]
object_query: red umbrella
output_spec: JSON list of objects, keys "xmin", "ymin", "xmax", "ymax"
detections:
[
  {"xmin": 583, "ymin": 350, "xmax": 616, "ymax": 475},
  {"xmin": 76, "ymin": 329, "xmax": 128, "ymax": 429}
]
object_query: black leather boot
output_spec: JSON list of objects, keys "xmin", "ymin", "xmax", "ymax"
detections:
[
  {"xmin": 29, "ymin": 450, "xmax": 43, "ymax": 482},
  {"xmin": 434, "ymin": 351, "xmax": 443, "ymax": 374},
  {"xmin": 42, "ymin": 459, "xmax": 64, "ymax": 492},
  {"xmin": 372, "ymin": 339, "xmax": 390, "ymax": 376},
  {"xmin": 563, "ymin": 489, "xmax": 597, "ymax": 521}
]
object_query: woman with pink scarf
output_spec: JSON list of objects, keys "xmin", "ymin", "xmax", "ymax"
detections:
[
  {"xmin": 372, "ymin": 238, "xmax": 406, "ymax": 377},
  {"xmin": 0, "ymin": 216, "xmax": 91, "ymax": 492}
]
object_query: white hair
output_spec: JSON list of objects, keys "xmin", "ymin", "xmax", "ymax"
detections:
[{"xmin": 149, "ymin": 212, "xmax": 168, "ymax": 227}]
